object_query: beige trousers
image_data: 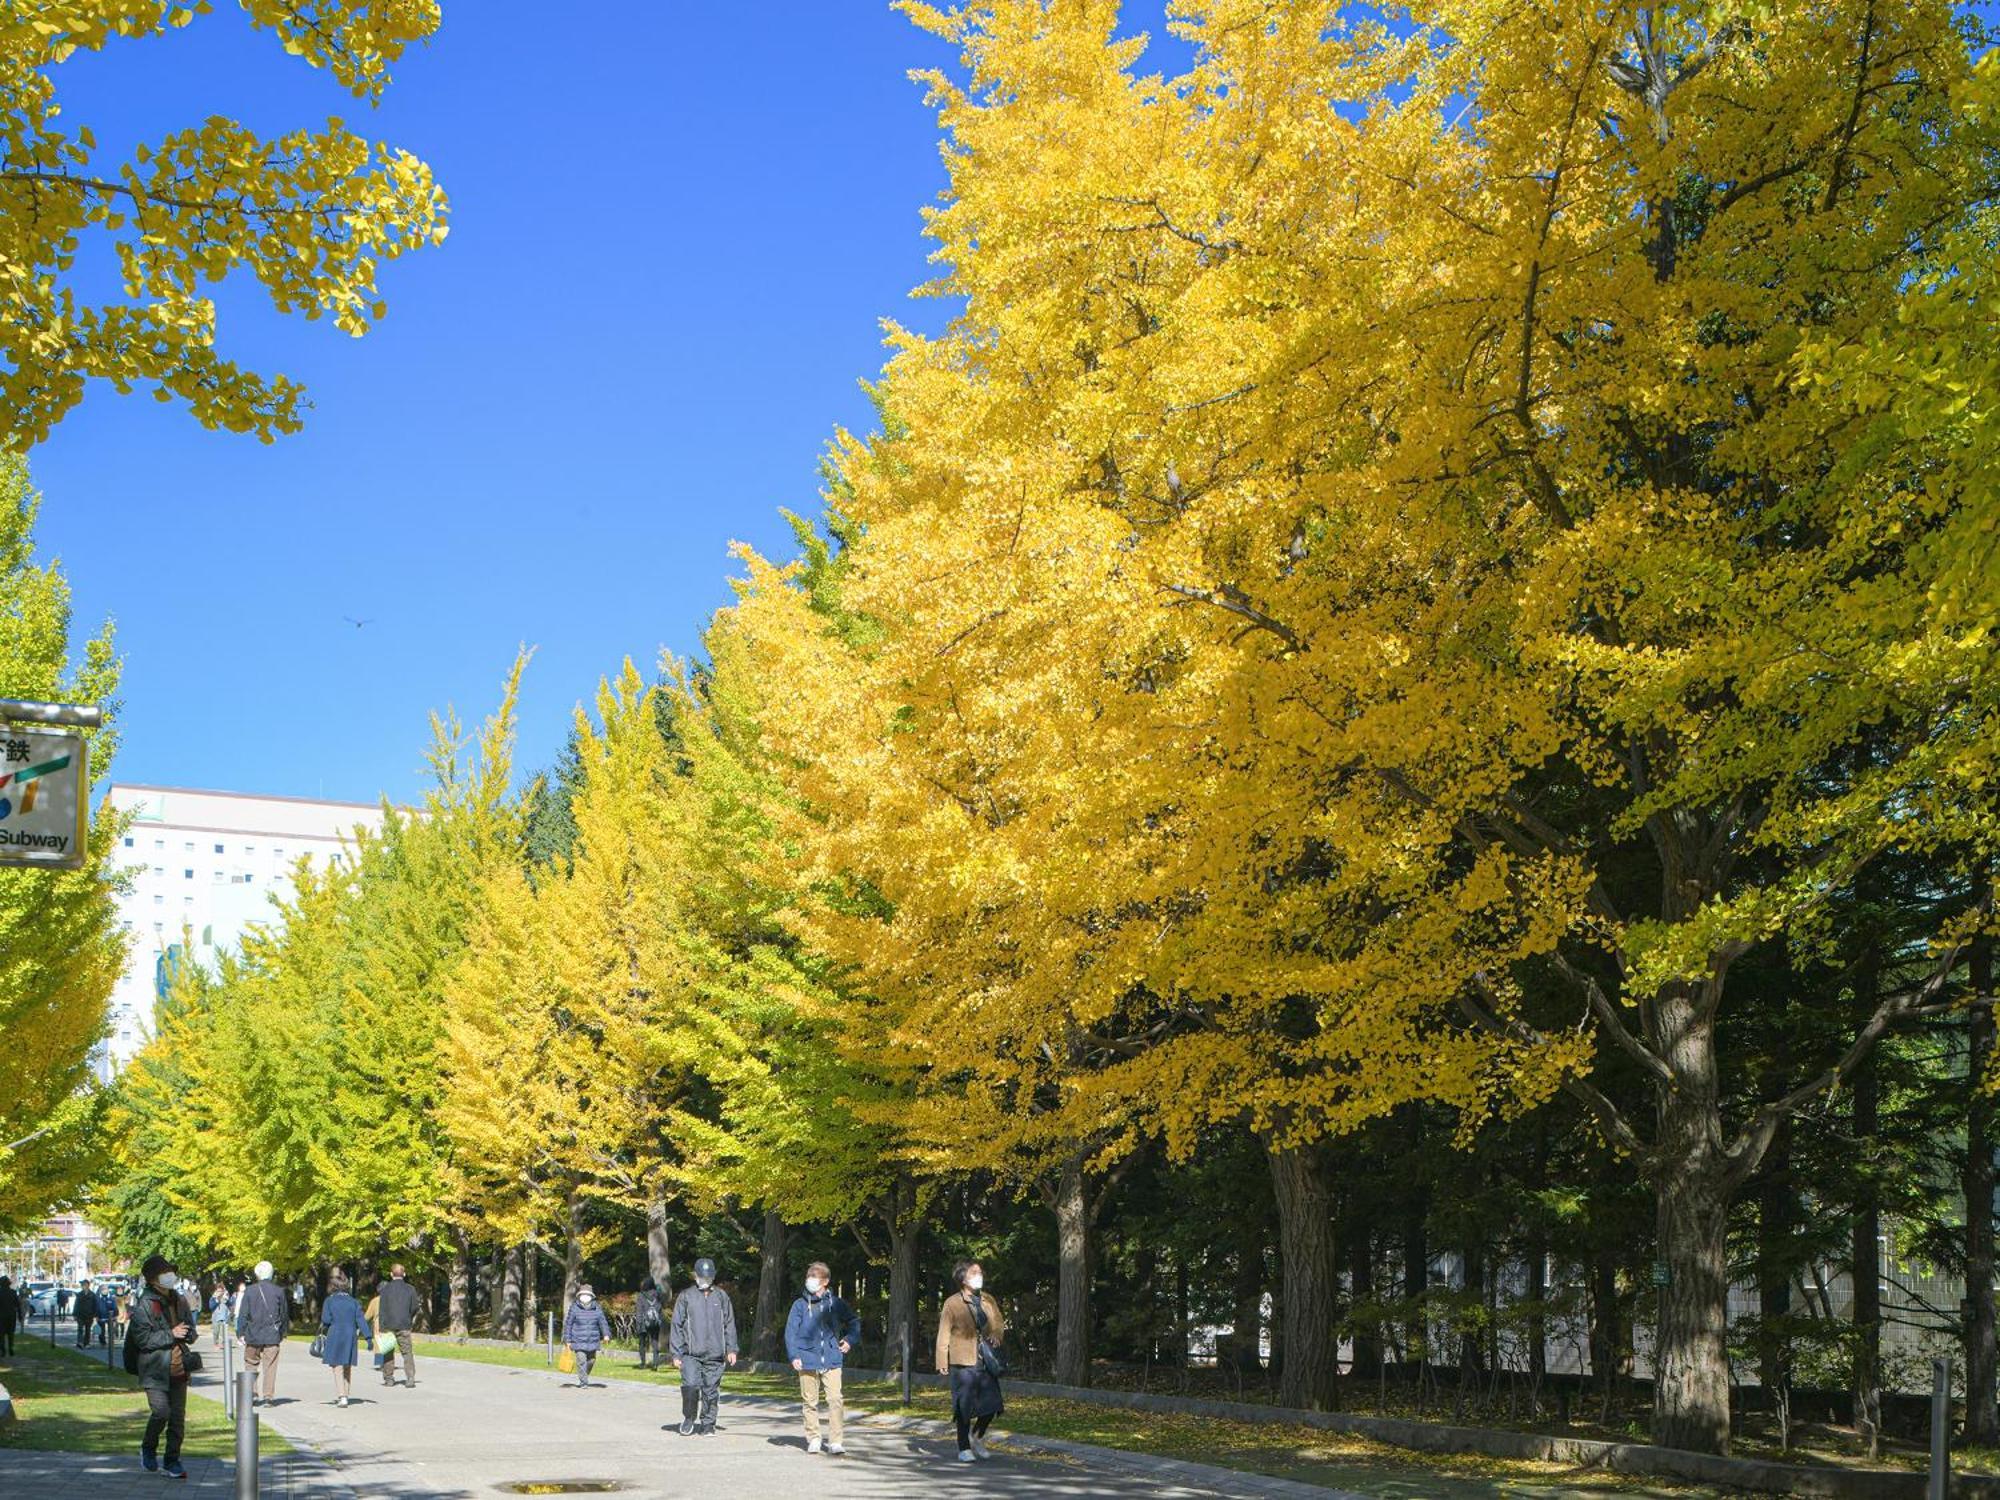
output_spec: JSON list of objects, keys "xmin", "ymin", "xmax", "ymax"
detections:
[
  {"xmin": 243, "ymin": 1341, "xmax": 281, "ymax": 1400},
  {"xmin": 799, "ymin": 1366, "xmax": 844, "ymax": 1445}
]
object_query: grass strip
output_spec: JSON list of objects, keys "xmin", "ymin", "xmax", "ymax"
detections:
[{"xmin": 0, "ymin": 1330, "xmax": 292, "ymax": 1458}]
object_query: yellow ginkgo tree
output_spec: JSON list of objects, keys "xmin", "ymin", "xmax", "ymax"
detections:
[{"xmin": 0, "ymin": 1, "xmax": 449, "ymax": 445}]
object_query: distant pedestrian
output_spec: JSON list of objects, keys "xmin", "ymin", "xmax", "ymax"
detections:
[
  {"xmin": 236, "ymin": 1261, "xmax": 290, "ymax": 1407},
  {"xmin": 129, "ymin": 1254, "xmax": 198, "ymax": 1480},
  {"xmin": 56, "ymin": 1283, "xmax": 72, "ymax": 1316},
  {"xmin": 0, "ymin": 1274, "xmax": 19, "ymax": 1357},
  {"xmin": 936, "ymin": 1259, "xmax": 1006, "ymax": 1464},
  {"xmin": 318, "ymin": 1271, "xmax": 373, "ymax": 1409},
  {"xmin": 376, "ymin": 1263, "xmax": 419, "ymax": 1388},
  {"xmin": 74, "ymin": 1279, "xmax": 99, "ymax": 1347},
  {"xmin": 787, "ymin": 1261, "xmax": 861, "ymax": 1456},
  {"xmin": 635, "ymin": 1277, "xmax": 665, "ymax": 1369},
  {"xmin": 209, "ymin": 1280, "xmax": 232, "ymax": 1347},
  {"xmin": 563, "ymin": 1284, "xmax": 613, "ymax": 1388},
  {"xmin": 670, "ymin": 1257, "xmax": 737, "ymax": 1436}
]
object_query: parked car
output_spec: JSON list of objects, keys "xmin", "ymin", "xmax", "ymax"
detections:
[{"xmin": 24, "ymin": 1281, "xmax": 57, "ymax": 1318}]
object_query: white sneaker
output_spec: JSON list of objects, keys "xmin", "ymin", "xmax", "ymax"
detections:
[
  {"xmin": 807, "ymin": 1437, "xmax": 823, "ymax": 1454},
  {"xmin": 335, "ymin": 1397, "xmax": 348, "ymax": 1409},
  {"xmin": 971, "ymin": 1437, "xmax": 991, "ymax": 1459},
  {"xmin": 957, "ymin": 1449, "xmax": 976, "ymax": 1464},
  {"xmin": 826, "ymin": 1443, "xmax": 846, "ymax": 1456}
]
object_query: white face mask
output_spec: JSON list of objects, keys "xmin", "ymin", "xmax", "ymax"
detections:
[
  {"xmin": 157, "ymin": 1272, "xmax": 179, "ymax": 1293},
  {"xmin": 965, "ymin": 1275, "xmax": 984, "ymax": 1293},
  {"xmin": 578, "ymin": 1292, "xmax": 594, "ymax": 1304},
  {"xmin": 805, "ymin": 1278, "xmax": 824, "ymax": 1295}
]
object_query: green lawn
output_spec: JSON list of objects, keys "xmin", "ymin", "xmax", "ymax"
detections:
[
  {"xmin": 0, "ymin": 1329, "xmax": 292, "ymax": 1458},
  {"xmin": 400, "ymin": 1337, "xmax": 1722, "ymax": 1498}
]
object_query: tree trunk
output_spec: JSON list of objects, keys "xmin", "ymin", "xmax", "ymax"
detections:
[
  {"xmin": 1852, "ymin": 1053, "xmax": 1882, "ymax": 1458},
  {"xmin": 881, "ymin": 1174, "xmax": 923, "ymax": 1374},
  {"xmin": 645, "ymin": 1189, "xmax": 674, "ymax": 1292},
  {"xmin": 561, "ymin": 1194, "xmax": 585, "ymax": 1310},
  {"xmin": 448, "ymin": 1228, "xmax": 472, "ymax": 1339},
  {"xmin": 1268, "ymin": 1138, "xmax": 1339, "ymax": 1411},
  {"xmin": 1229, "ymin": 1204, "xmax": 1265, "ymax": 1374},
  {"xmin": 750, "ymin": 1204, "xmax": 790, "ymax": 1363},
  {"xmin": 522, "ymin": 1241, "xmax": 540, "ymax": 1336},
  {"xmin": 1967, "ymin": 925, "xmax": 1998, "ymax": 1445},
  {"xmin": 1051, "ymin": 1152, "xmax": 1093, "ymax": 1387},
  {"xmin": 1350, "ymin": 1229, "xmax": 1381, "ymax": 1380},
  {"xmin": 1651, "ymin": 985, "xmax": 1734, "ymax": 1454},
  {"xmin": 1757, "ymin": 1129, "xmax": 1794, "ymax": 1446},
  {"xmin": 498, "ymin": 1243, "xmax": 525, "ymax": 1342},
  {"xmin": 1591, "ymin": 1249, "xmax": 1621, "ymax": 1419}
]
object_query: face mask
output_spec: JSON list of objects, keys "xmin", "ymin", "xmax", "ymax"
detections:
[
  {"xmin": 579, "ymin": 1292, "xmax": 594, "ymax": 1305},
  {"xmin": 965, "ymin": 1275, "xmax": 984, "ymax": 1292},
  {"xmin": 157, "ymin": 1272, "xmax": 179, "ymax": 1292},
  {"xmin": 805, "ymin": 1279, "xmax": 824, "ymax": 1296},
  {"xmin": 695, "ymin": 1277, "xmax": 713, "ymax": 1290}
]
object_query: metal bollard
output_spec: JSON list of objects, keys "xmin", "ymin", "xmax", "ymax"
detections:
[
  {"xmin": 1929, "ymin": 1356, "xmax": 1950, "ymax": 1500},
  {"xmin": 546, "ymin": 1309, "xmax": 555, "ymax": 1368},
  {"xmin": 234, "ymin": 1369, "xmax": 258, "ymax": 1500},
  {"xmin": 223, "ymin": 1325, "xmax": 236, "ymax": 1419}
]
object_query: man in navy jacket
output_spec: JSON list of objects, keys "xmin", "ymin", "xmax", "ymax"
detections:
[{"xmin": 784, "ymin": 1261, "xmax": 862, "ymax": 1455}]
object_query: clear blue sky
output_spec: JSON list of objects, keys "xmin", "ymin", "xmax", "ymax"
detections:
[{"xmin": 32, "ymin": 2, "xmax": 1179, "ymax": 806}]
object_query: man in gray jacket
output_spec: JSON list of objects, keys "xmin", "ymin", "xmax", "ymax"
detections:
[
  {"xmin": 669, "ymin": 1258, "xmax": 737, "ymax": 1436},
  {"xmin": 235, "ymin": 1261, "xmax": 291, "ymax": 1407}
]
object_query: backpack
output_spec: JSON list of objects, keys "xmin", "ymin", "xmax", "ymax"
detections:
[{"xmin": 122, "ymin": 1321, "xmax": 140, "ymax": 1376}]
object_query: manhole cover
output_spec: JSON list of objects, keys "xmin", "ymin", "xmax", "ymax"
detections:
[{"xmin": 497, "ymin": 1485, "xmax": 628, "ymax": 1495}]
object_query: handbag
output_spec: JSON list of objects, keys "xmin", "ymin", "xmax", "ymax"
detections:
[
  {"xmin": 181, "ymin": 1345, "xmax": 204, "ymax": 1375},
  {"xmin": 376, "ymin": 1330, "xmax": 398, "ymax": 1355},
  {"xmin": 969, "ymin": 1294, "xmax": 1009, "ymax": 1378},
  {"xmin": 557, "ymin": 1346, "xmax": 576, "ymax": 1375},
  {"xmin": 308, "ymin": 1333, "xmax": 326, "ymax": 1360}
]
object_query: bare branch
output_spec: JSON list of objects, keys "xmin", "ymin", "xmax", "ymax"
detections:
[{"xmin": 1159, "ymin": 582, "xmax": 1303, "ymax": 652}]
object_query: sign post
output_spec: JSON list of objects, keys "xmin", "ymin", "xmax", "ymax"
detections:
[{"xmin": 0, "ymin": 700, "xmax": 98, "ymax": 872}]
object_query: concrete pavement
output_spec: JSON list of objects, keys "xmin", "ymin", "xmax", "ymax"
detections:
[{"xmin": 3, "ymin": 1349, "xmax": 1369, "ymax": 1500}]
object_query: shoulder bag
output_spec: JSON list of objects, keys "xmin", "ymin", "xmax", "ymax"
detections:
[{"xmin": 969, "ymin": 1293, "xmax": 1009, "ymax": 1378}]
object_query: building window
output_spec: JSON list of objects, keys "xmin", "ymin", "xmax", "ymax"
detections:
[
  {"xmin": 214, "ymin": 843, "xmax": 224, "ymax": 854},
  {"xmin": 151, "ymin": 865, "xmax": 164, "ymax": 877},
  {"xmin": 184, "ymin": 842, "xmax": 193, "ymax": 853},
  {"xmin": 123, "ymin": 836, "xmax": 134, "ymax": 848},
  {"xmin": 244, "ymin": 874, "xmax": 255, "ymax": 885},
  {"xmin": 152, "ymin": 894, "xmax": 163, "ymax": 906},
  {"xmin": 184, "ymin": 869, "xmax": 194, "ymax": 880},
  {"xmin": 213, "ymin": 870, "xmax": 224, "ymax": 882},
  {"xmin": 154, "ymin": 839, "xmax": 163, "ymax": 851}
]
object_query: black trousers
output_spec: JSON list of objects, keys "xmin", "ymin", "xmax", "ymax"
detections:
[
  {"xmin": 637, "ymin": 1325, "xmax": 663, "ymax": 1366},
  {"xmin": 951, "ymin": 1364, "xmax": 1001, "ymax": 1449},
  {"xmin": 143, "ymin": 1380, "xmax": 188, "ymax": 1463},
  {"xmin": 679, "ymin": 1354, "xmax": 724, "ymax": 1426},
  {"xmin": 75, "ymin": 1315, "xmax": 92, "ymax": 1346}
]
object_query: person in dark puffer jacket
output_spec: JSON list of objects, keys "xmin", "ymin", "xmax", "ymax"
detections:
[{"xmin": 563, "ymin": 1284, "xmax": 613, "ymax": 1388}]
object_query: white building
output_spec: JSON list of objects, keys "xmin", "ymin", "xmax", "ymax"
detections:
[{"xmin": 99, "ymin": 784, "xmax": 387, "ymax": 1076}]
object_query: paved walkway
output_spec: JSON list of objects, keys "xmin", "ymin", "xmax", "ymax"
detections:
[{"xmin": 5, "ymin": 1351, "xmax": 1367, "ymax": 1500}]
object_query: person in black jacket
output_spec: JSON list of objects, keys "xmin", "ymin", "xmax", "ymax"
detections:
[
  {"xmin": 73, "ymin": 1279, "xmax": 99, "ymax": 1346},
  {"xmin": 376, "ymin": 1264, "xmax": 420, "ymax": 1388},
  {"xmin": 670, "ymin": 1258, "xmax": 737, "ymax": 1436},
  {"xmin": 635, "ymin": 1277, "xmax": 665, "ymax": 1369},
  {"xmin": 0, "ymin": 1275, "xmax": 19, "ymax": 1357},
  {"xmin": 128, "ymin": 1254, "xmax": 198, "ymax": 1480}
]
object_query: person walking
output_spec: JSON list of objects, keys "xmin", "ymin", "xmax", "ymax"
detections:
[
  {"xmin": 318, "ymin": 1271, "xmax": 373, "ymax": 1409},
  {"xmin": 936, "ymin": 1259, "xmax": 1006, "ymax": 1464},
  {"xmin": 128, "ymin": 1254, "xmax": 198, "ymax": 1480},
  {"xmin": 670, "ymin": 1258, "xmax": 737, "ymax": 1436},
  {"xmin": 73, "ymin": 1278, "xmax": 98, "ymax": 1347},
  {"xmin": 209, "ymin": 1279, "xmax": 233, "ymax": 1347},
  {"xmin": 786, "ymin": 1261, "xmax": 861, "ymax": 1456},
  {"xmin": 563, "ymin": 1283, "xmax": 613, "ymax": 1388},
  {"xmin": 376, "ymin": 1263, "xmax": 419, "ymax": 1388},
  {"xmin": 635, "ymin": 1276, "xmax": 665, "ymax": 1369},
  {"xmin": 0, "ymin": 1274, "xmax": 19, "ymax": 1357},
  {"xmin": 236, "ymin": 1261, "xmax": 290, "ymax": 1407}
]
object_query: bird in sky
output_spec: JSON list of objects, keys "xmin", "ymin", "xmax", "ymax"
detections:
[{"xmin": 342, "ymin": 616, "xmax": 375, "ymax": 630}]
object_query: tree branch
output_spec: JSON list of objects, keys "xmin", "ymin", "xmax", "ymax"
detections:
[{"xmin": 1159, "ymin": 583, "xmax": 1303, "ymax": 652}]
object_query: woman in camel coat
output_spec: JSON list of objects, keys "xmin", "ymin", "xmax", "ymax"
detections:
[{"xmin": 935, "ymin": 1259, "xmax": 1006, "ymax": 1463}]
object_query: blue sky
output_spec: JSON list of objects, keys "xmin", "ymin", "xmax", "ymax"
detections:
[{"xmin": 29, "ymin": 2, "xmax": 1178, "ymax": 806}]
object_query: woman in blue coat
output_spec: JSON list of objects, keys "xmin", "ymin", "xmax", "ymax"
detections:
[
  {"xmin": 564, "ymin": 1284, "xmax": 613, "ymax": 1388},
  {"xmin": 319, "ymin": 1271, "xmax": 373, "ymax": 1409}
]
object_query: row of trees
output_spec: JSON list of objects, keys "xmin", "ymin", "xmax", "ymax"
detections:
[{"xmin": 89, "ymin": 0, "xmax": 2000, "ymax": 1461}]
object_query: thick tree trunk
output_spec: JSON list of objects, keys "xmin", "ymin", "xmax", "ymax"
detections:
[
  {"xmin": 1651, "ymin": 985, "xmax": 1734, "ymax": 1455},
  {"xmin": 498, "ymin": 1243, "xmax": 525, "ymax": 1342},
  {"xmin": 645, "ymin": 1190, "xmax": 674, "ymax": 1292},
  {"xmin": 522, "ymin": 1241, "xmax": 540, "ymax": 1336},
  {"xmin": 1966, "ymin": 927, "xmax": 1998, "ymax": 1445},
  {"xmin": 1230, "ymin": 1205, "xmax": 1265, "ymax": 1374},
  {"xmin": 1852, "ymin": 1053, "xmax": 1883, "ymax": 1459},
  {"xmin": 1051, "ymin": 1153, "xmax": 1093, "ymax": 1387},
  {"xmin": 1349, "ymin": 1229, "xmax": 1381, "ymax": 1380},
  {"xmin": 448, "ymin": 1228, "xmax": 472, "ymax": 1339},
  {"xmin": 1268, "ymin": 1139, "xmax": 1339, "ymax": 1411},
  {"xmin": 750, "ymin": 1204, "xmax": 790, "ymax": 1363}
]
